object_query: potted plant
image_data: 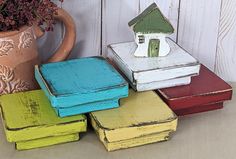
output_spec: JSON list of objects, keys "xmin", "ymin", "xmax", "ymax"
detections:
[{"xmin": 0, "ymin": 0, "xmax": 76, "ymax": 95}]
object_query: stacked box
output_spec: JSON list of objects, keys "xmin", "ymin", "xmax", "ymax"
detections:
[
  {"xmin": 0, "ymin": 90, "xmax": 87, "ymax": 150},
  {"xmin": 156, "ymin": 65, "xmax": 233, "ymax": 116},
  {"xmin": 90, "ymin": 90, "xmax": 177, "ymax": 151},
  {"xmin": 35, "ymin": 57, "xmax": 129, "ymax": 117},
  {"xmin": 108, "ymin": 39, "xmax": 200, "ymax": 91}
]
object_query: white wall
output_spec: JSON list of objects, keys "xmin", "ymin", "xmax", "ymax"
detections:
[{"xmin": 38, "ymin": 0, "xmax": 236, "ymax": 82}]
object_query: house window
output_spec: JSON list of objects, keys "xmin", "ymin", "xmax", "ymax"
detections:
[{"xmin": 138, "ymin": 35, "xmax": 145, "ymax": 44}]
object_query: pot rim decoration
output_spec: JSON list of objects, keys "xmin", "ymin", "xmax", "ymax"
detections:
[{"xmin": 0, "ymin": 26, "xmax": 30, "ymax": 38}]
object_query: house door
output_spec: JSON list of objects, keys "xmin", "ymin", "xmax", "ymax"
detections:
[{"xmin": 148, "ymin": 39, "xmax": 160, "ymax": 57}]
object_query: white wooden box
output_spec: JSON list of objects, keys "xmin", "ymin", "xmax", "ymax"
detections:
[{"xmin": 108, "ymin": 38, "xmax": 201, "ymax": 91}]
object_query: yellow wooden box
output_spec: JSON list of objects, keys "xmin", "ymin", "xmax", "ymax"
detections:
[
  {"xmin": 90, "ymin": 90, "xmax": 178, "ymax": 151},
  {"xmin": 0, "ymin": 90, "xmax": 87, "ymax": 150}
]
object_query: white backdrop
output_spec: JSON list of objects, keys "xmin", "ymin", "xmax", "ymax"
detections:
[{"xmin": 38, "ymin": 0, "xmax": 236, "ymax": 82}]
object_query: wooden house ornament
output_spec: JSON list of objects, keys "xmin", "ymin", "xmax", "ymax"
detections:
[{"xmin": 128, "ymin": 3, "xmax": 174, "ymax": 57}]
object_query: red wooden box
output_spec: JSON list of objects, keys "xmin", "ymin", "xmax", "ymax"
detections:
[{"xmin": 156, "ymin": 65, "xmax": 233, "ymax": 116}]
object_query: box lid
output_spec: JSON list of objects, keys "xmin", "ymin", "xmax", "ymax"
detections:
[
  {"xmin": 157, "ymin": 65, "xmax": 233, "ymax": 109},
  {"xmin": 90, "ymin": 90, "xmax": 177, "ymax": 142},
  {"xmin": 35, "ymin": 57, "xmax": 128, "ymax": 107},
  {"xmin": 109, "ymin": 39, "xmax": 200, "ymax": 84},
  {"xmin": 0, "ymin": 90, "xmax": 86, "ymax": 142}
]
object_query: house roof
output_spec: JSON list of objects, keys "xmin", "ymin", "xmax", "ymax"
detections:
[{"xmin": 128, "ymin": 3, "xmax": 174, "ymax": 34}]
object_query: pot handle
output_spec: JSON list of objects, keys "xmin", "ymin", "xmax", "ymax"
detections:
[{"xmin": 34, "ymin": 8, "xmax": 76, "ymax": 63}]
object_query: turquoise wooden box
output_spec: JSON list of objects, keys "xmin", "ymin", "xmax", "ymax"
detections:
[{"xmin": 35, "ymin": 57, "xmax": 128, "ymax": 117}]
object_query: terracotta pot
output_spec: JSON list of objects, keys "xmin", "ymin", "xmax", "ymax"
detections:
[{"xmin": 0, "ymin": 8, "xmax": 76, "ymax": 95}]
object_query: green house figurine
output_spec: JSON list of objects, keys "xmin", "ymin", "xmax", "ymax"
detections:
[{"xmin": 128, "ymin": 3, "xmax": 174, "ymax": 57}]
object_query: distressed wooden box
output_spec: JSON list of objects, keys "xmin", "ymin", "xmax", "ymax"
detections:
[
  {"xmin": 156, "ymin": 65, "xmax": 233, "ymax": 116},
  {"xmin": 35, "ymin": 57, "xmax": 128, "ymax": 117},
  {"xmin": 108, "ymin": 39, "xmax": 201, "ymax": 91},
  {"xmin": 90, "ymin": 90, "xmax": 178, "ymax": 151},
  {"xmin": 0, "ymin": 90, "xmax": 87, "ymax": 150}
]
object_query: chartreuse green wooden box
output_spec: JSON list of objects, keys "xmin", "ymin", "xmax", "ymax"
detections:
[
  {"xmin": 0, "ymin": 90, "xmax": 87, "ymax": 150},
  {"xmin": 90, "ymin": 90, "xmax": 178, "ymax": 151}
]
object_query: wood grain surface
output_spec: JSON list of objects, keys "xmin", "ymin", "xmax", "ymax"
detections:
[
  {"xmin": 177, "ymin": 0, "xmax": 222, "ymax": 71},
  {"xmin": 62, "ymin": 0, "xmax": 101, "ymax": 58},
  {"xmin": 101, "ymin": 0, "xmax": 139, "ymax": 56},
  {"xmin": 38, "ymin": 0, "xmax": 236, "ymax": 82},
  {"xmin": 215, "ymin": 0, "xmax": 236, "ymax": 81}
]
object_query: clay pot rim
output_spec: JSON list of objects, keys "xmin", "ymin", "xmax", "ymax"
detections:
[{"xmin": 0, "ymin": 25, "xmax": 31, "ymax": 38}]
